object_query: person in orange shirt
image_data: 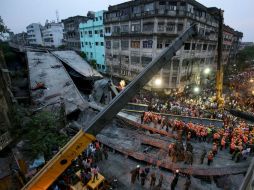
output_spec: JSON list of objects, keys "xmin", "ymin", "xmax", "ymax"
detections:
[
  {"xmin": 212, "ymin": 143, "xmax": 218, "ymax": 155},
  {"xmin": 207, "ymin": 151, "xmax": 214, "ymax": 165},
  {"xmin": 220, "ymin": 137, "xmax": 226, "ymax": 150},
  {"xmin": 230, "ymin": 142, "xmax": 236, "ymax": 154}
]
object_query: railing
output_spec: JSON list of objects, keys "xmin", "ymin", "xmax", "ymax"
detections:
[
  {"xmin": 239, "ymin": 157, "xmax": 254, "ymax": 190},
  {"xmin": 0, "ymin": 131, "xmax": 12, "ymax": 151}
]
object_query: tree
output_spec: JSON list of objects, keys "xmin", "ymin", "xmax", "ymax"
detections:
[
  {"xmin": 0, "ymin": 16, "xmax": 9, "ymax": 37},
  {"xmin": 90, "ymin": 59, "xmax": 97, "ymax": 69},
  {"xmin": 11, "ymin": 106, "xmax": 69, "ymax": 160}
]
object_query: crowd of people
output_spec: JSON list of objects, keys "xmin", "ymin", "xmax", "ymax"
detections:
[
  {"xmin": 130, "ymin": 166, "xmax": 191, "ymax": 190},
  {"xmin": 141, "ymin": 111, "xmax": 254, "ymax": 166},
  {"xmin": 50, "ymin": 140, "xmax": 108, "ymax": 190},
  {"xmin": 225, "ymin": 70, "xmax": 254, "ymax": 113}
]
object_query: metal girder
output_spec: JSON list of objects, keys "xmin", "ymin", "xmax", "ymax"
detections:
[{"xmin": 86, "ymin": 24, "xmax": 197, "ymax": 135}]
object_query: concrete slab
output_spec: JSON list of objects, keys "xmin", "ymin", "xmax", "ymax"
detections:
[
  {"xmin": 52, "ymin": 51, "xmax": 102, "ymax": 79},
  {"xmin": 27, "ymin": 51, "xmax": 88, "ymax": 115}
]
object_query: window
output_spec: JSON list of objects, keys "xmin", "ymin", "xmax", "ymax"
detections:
[
  {"xmin": 80, "ymin": 32, "xmax": 83, "ymax": 38},
  {"xmin": 143, "ymin": 22, "xmax": 154, "ymax": 32},
  {"xmin": 184, "ymin": 43, "xmax": 191, "ymax": 50},
  {"xmin": 203, "ymin": 44, "xmax": 207, "ymax": 50},
  {"xmin": 165, "ymin": 40, "xmax": 171, "ymax": 47},
  {"xmin": 131, "ymin": 56, "xmax": 140, "ymax": 64},
  {"xmin": 85, "ymin": 31, "xmax": 87, "ymax": 35},
  {"xmin": 131, "ymin": 41, "xmax": 140, "ymax": 48},
  {"xmin": 196, "ymin": 44, "xmax": 202, "ymax": 50},
  {"xmin": 192, "ymin": 43, "xmax": 196, "ymax": 50},
  {"xmin": 144, "ymin": 3, "xmax": 154, "ymax": 12},
  {"xmin": 101, "ymin": 42, "xmax": 104, "ymax": 46},
  {"xmin": 157, "ymin": 41, "xmax": 163, "ymax": 49},
  {"xmin": 81, "ymin": 42, "xmax": 84, "ymax": 47},
  {"xmin": 141, "ymin": 56, "xmax": 152, "ymax": 66},
  {"xmin": 172, "ymin": 77, "xmax": 177, "ymax": 84},
  {"xmin": 96, "ymin": 17, "xmax": 98, "ymax": 21},
  {"xmin": 121, "ymin": 40, "xmax": 129, "ymax": 50},
  {"xmin": 159, "ymin": 1, "xmax": 166, "ymax": 5},
  {"xmin": 168, "ymin": 2, "xmax": 177, "ymax": 11},
  {"xmin": 113, "ymin": 25, "xmax": 120, "ymax": 34},
  {"xmin": 166, "ymin": 23, "xmax": 175, "ymax": 32},
  {"xmin": 88, "ymin": 31, "xmax": 92, "ymax": 36},
  {"xmin": 113, "ymin": 40, "xmax": 119, "ymax": 49},
  {"xmin": 105, "ymin": 27, "xmax": 111, "ymax": 33},
  {"xmin": 158, "ymin": 22, "xmax": 165, "ymax": 32},
  {"xmin": 95, "ymin": 30, "xmax": 98, "ymax": 34},
  {"xmin": 95, "ymin": 42, "xmax": 99, "ymax": 46},
  {"xmin": 143, "ymin": 40, "xmax": 153, "ymax": 48},
  {"xmin": 90, "ymin": 52, "xmax": 93, "ymax": 58},
  {"xmin": 121, "ymin": 25, "xmax": 129, "ymax": 33},
  {"xmin": 99, "ymin": 16, "xmax": 102, "ymax": 20},
  {"xmin": 85, "ymin": 42, "xmax": 88, "ymax": 45},
  {"xmin": 106, "ymin": 41, "xmax": 111, "ymax": 49},
  {"xmin": 131, "ymin": 23, "xmax": 141, "ymax": 32},
  {"xmin": 102, "ymin": 65, "xmax": 105, "ymax": 70},
  {"xmin": 132, "ymin": 6, "xmax": 141, "ymax": 14},
  {"xmin": 177, "ymin": 23, "xmax": 184, "ymax": 32}
]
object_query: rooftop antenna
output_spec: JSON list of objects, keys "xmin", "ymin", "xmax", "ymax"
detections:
[{"xmin": 56, "ymin": 10, "xmax": 59, "ymax": 23}]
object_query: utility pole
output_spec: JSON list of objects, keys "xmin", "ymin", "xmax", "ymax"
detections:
[{"xmin": 216, "ymin": 9, "xmax": 224, "ymax": 108}]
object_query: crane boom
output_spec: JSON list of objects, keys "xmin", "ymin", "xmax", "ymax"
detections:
[{"xmin": 22, "ymin": 24, "xmax": 197, "ymax": 190}]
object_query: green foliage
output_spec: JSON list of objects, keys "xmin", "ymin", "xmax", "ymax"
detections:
[
  {"xmin": 0, "ymin": 16, "xmax": 9, "ymax": 35},
  {"xmin": 80, "ymin": 51, "xmax": 87, "ymax": 59},
  {"xmin": 238, "ymin": 46, "xmax": 254, "ymax": 62},
  {"xmin": 233, "ymin": 46, "xmax": 254, "ymax": 72},
  {"xmin": 90, "ymin": 59, "xmax": 97, "ymax": 69},
  {"xmin": 11, "ymin": 105, "xmax": 69, "ymax": 159},
  {"xmin": 58, "ymin": 45, "xmax": 66, "ymax": 50},
  {"xmin": 0, "ymin": 42, "xmax": 16, "ymax": 62}
]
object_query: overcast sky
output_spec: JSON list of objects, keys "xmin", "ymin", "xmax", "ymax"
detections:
[{"xmin": 0, "ymin": 0, "xmax": 253, "ymax": 41}]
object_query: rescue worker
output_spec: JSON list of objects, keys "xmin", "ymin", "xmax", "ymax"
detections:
[
  {"xmin": 140, "ymin": 169, "xmax": 146, "ymax": 186},
  {"xmin": 150, "ymin": 172, "xmax": 156, "ymax": 188},
  {"xmin": 184, "ymin": 175, "xmax": 191, "ymax": 190},
  {"xmin": 212, "ymin": 143, "xmax": 218, "ymax": 156},
  {"xmin": 156, "ymin": 174, "xmax": 163, "ymax": 189},
  {"xmin": 171, "ymin": 170, "xmax": 179, "ymax": 190},
  {"xmin": 207, "ymin": 151, "xmax": 214, "ymax": 165},
  {"xmin": 220, "ymin": 137, "xmax": 226, "ymax": 150},
  {"xmin": 200, "ymin": 149, "xmax": 207, "ymax": 164},
  {"xmin": 130, "ymin": 165, "xmax": 140, "ymax": 184}
]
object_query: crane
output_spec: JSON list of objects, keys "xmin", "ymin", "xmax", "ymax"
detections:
[{"xmin": 22, "ymin": 24, "xmax": 198, "ymax": 190}]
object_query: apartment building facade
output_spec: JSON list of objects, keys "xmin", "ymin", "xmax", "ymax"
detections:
[
  {"xmin": 103, "ymin": 0, "xmax": 224, "ymax": 91},
  {"xmin": 26, "ymin": 23, "xmax": 43, "ymax": 45},
  {"xmin": 42, "ymin": 21, "xmax": 64, "ymax": 47},
  {"xmin": 62, "ymin": 16, "xmax": 88, "ymax": 51},
  {"xmin": 79, "ymin": 11, "xmax": 106, "ymax": 73}
]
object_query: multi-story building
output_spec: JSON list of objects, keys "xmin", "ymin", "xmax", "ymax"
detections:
[
  {"xmin": 103, "ymin": 0, "xmax": 225, "ymax": 91},
  {"xmin": 26, "ymin": 23, "xmax": 43, "ymax": 45},
  {"xmin": 222, "ymin": 25, "xmax": 243, "ymax": 65},
  {"xmin": 62, "ymin": 16, "xmax": 88, "ymax": 51},
  {"xmin": 42, "ymin": 21, "xmax": 64, "ymax": 47},
  {"xmin": 79, "ymin": 11, "xmax": 106, "ymax": 73},
  {"xmin": 11, "ymin": 32, "xmax": 28, "ymax": 45}
]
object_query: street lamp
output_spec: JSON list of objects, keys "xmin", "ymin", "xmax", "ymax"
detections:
[
  {"xmin": 204, "ymin": 67, "xmax": 211, "ymax": 75},
  {"xmin": 193, "ymin": 86, "xmax": 200, "ymax": 94},
  {"xmin": 154, "ymin": 78, "xmax": 162, "ymax": 86},
  {"xmin": 250, "ymin": 79, "xmax": 254, "ymax": 83}
]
